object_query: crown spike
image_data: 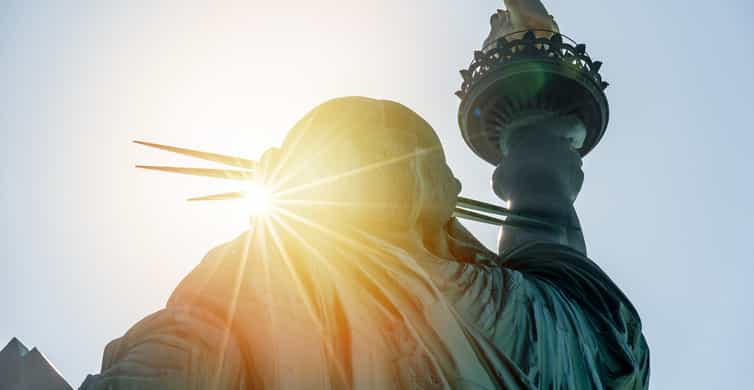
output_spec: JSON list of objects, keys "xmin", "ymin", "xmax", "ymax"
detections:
[
  {"xmin": 134, "ymin": 140, "xmax": 257, "ymax": 169},
  {"xmin": 136, "ymin": 166, "xmax": 254, "ymax": 181},
  {"xmin": 187, "ymin": 192, "xmax": 246, "ymax": 201}
]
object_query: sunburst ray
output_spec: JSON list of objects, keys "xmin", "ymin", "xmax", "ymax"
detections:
[
  {"xmin": 264, "ymin": 216, "xmax": 353, "ymax": 387},
  {"xmin": 272, "ymin": 206, "xmax": 380, "ymax": 256},
  {"xmin": 275, "ymin": 199, "xmax": 395, "ymax": 209},
  {"xmin": 272, "ymin": 208, "xmax": 413, "ymax": 342},
  {"xmin": 255, "ymin": 217, "xmax": 284, "ymax": 382},
  {"xmin": 264, "ymin": 114, "xmax": 317, "ymax": 190},
  {"xmin": 213, "ymin": 223, "xmax": 256, "ymax": 388},
  {"xmin": 272, "ymin": 145, "xmax": 440, "ymax": 198},
  {"xmin": 272, "ymin": 205, "xmax": 436, "ymax": 315},
  {"xmin": 273, "ymin": 206, "xmax": 456, "ymax": 387}
]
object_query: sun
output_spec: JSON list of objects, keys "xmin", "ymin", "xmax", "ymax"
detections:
[{"xmin": 242, "ymin": 181, "xmax": 274, "ymax": 216}]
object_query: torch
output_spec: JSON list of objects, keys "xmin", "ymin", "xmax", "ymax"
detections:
[{"xmin": 455, "ymin": 0, "xmax": 609, "ymax": 255}]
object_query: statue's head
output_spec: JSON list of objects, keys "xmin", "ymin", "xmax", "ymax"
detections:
[{"xmin": 263, "ymin": 97, "xmax": 460, "ymax": 234}]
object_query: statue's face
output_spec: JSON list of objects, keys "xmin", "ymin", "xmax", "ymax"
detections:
[
  {"xmin": 272, "ymin": 98, "xmax": 460, "ymax": 233},
  {"xmin": 415, "ymin": 132, "xmax": 462, "ymax": 232}
]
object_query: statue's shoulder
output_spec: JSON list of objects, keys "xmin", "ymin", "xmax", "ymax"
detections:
[
  {"xmin": 167, "ymin": 231, "xmax": 256, "ymax": 307},
  {"xmin": 200, "ymin": 231, "xmax": 251, "ymax": 265}
]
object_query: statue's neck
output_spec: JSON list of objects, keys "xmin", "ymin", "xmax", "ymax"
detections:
[{"xmin": 418, "ymin": 224, "xmax": 454, "ymax": 259}]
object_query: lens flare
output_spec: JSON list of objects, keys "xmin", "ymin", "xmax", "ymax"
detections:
[{"xmin": 242, "ymin": 181, "xmax": 273, "ymax": 216}]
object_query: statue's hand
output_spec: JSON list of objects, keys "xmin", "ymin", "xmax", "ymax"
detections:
[
  {"xmin": 504, "ymin": 0, "xmax": 549, "ymax": 20},
  {"xmin": 503, "ymin": 0, "xmax": 558, "ymax": 32},
  {"xmin": 484, "ymin": 0, "xmax": 559, "ymax": 48}
]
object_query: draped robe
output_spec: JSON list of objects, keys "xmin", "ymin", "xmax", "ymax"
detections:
[
  {"xmin": 81, "ymin": 97, "xmax": 648, "ymax": 388},
  {"xmin": 80, "ymin": 219, "xmax": 648, "ymax": 389}
]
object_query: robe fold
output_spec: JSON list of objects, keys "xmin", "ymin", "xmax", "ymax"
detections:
[{"xmin": 80, "ymin": 219, "xmax": 648, "ymax": 389}]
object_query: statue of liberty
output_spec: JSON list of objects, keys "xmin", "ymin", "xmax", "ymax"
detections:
[{"xmin": 80, "ymin": 2, "xmax": 649, "ymax": 389}]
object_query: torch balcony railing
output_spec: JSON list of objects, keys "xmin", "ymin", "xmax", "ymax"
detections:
[{"xmin": 456, "ymin": 29, "xmax": 608, "ymax": 99}]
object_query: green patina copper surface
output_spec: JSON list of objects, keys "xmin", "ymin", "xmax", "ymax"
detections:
[{"xmin": 80, "ymin": 97, "xmax": 648, "ymax": 389}]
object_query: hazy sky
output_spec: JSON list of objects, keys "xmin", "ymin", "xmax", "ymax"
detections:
[{"xmin": 2, "ymin": 0, "xmax": 753, "ymax": 388}]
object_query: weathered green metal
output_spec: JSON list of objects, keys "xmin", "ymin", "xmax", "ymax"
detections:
[{"xmin": 457, "ymin": 30, "xmax": 609, "ymax": 165}]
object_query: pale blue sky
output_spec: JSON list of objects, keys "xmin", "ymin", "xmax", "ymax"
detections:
[{"xmin": 2, "ymin": 1, "xmax": 753, "ymax": 388}]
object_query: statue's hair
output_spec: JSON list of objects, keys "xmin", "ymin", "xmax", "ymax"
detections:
[
  {"xmin": 264, "ymin": 97, "xmax": 452, "ymax": 231},
  {"xmin": 281, "ymin": 97, "xmax": 440, "ymax": 154}
]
